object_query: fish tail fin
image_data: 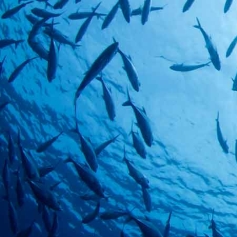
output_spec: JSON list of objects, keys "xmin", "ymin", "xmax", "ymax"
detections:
[
  {"xmin": 92, "ymin": 1, "xmax": 102, "ymax": 13},
  {"xmin": 122, "ymin": 88, "xmax": 132, "ymax": 106},
  {"xmin": 193, "ymin": 17, "xmax": 201, "ymax": 29},
  {"xmin": 216, "ymin": 111, "xmax": 219, "ymax": 121}
]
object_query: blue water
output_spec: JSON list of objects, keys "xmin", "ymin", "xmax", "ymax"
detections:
[{"xmin": 1, "ymin": 0, "xmax": 237, "ymax": 236}]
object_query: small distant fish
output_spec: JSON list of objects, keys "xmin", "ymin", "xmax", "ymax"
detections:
[
  {"xmin": 131, "ymin": 6, "xmax": 163, "ymax": 16},
  {"xmin": 8, "ymin": 57, "xmax": 38, "ymax": 83},
  {"xmin": 231, "ymin": 72, "xmax": 237, "ymax": 91},
  {"xmin": 141, "ymin": 0, "xmax": 152, "ymax": 25},
  {"xmin": 82, "ymin": 202, "xmax": 100, "ymax": 224},
  {"xmin": 119, "ymin": 0, "xmax": 131, "ymax": 23},
  {"xmin": 216, "ymin": 112, "xmax": 228, "ymax": 153},
  {"xmin": 0, "ymin": 39, "xmax": 24, "ymax": 49},
  {"xmin": 0, "ymin": 101, "xmax": 9, "ymax": 111},
  {"xmin": 53, "ymin": 0, "xmax": 69, "ymax": 9},
  {"xmin": 1, "ymin": 1, "xmax": 33, "ymax": 19},
  {"xmin": 100, "ymin": 209, "xmax": 128, "ymax": 220},
  {"xmin": 226, "ymin": 35, "xmax": 237, "ymax": 58},
  {"xmin": 194, "ymin": 18, "xmax": 221, "ymax": 71},
  {"xmin": 8, "ymin": 201, "xmax": 19, "ymax": 235},
  {"xmin": 75, "ymin": 2, "xmax": 102, "ymax": 43},
  {"xmin": 101, "ymin": 1, "xmax": 120, "ymax": 30},
  {"xmin": 36, "ymin": 131, "xmax": 63, "ymax": 153},
  {"xmin": 182, "ymin": 0, "xmax": 195, "ymax": 12},
  {"xmin": 142, "ymin": 187, "xmax": 151, "ymax": 212},
  {"xmin": 170, "ymin": 61, "xmax": 211, "ymax": 72},
  {"xmin": 163, "ymin": 211, "xmax": 172, "ymax": 237},
  {"xmin": 224, "ymin": 0, "xmax": 233, "ymax": 13},
  {"xmin": 74, "ymin": 41, "xmax": 118, "ymax": 102},
  {"xmin": 209, "ymin": 211, "xmax": 223, "ymax": 237},
  {"xmin": 31, "ymin": 8, "xmax": 63, "ymax": 18},
  {"xmin": 48, "ymin": 212, "xmax": 59, "ymax": 236},
  {"xmin": 68, "ymin": 11, "xmax": 106, "ymax": 20},
  {"xmin": 96, "ymin": 76, "xmax": 116, "ymax": 120},
  {"xmin": 118, "ymin": 49, "xmax": 140, "ymax": 92}
]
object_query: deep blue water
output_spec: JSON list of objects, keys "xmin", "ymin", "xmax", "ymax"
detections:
[{"xmin": 1, "ymin": 0, "xmax": 237, "ymax": 236}]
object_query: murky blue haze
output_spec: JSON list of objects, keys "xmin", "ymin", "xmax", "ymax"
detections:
[{"xmin": 0, "ymin": 0, "xmax": 237, "ymax": 236}]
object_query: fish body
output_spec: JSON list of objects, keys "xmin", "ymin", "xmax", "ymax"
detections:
[
  {"xmin": 102, "ymin": 1, "xmax": 120, "ymax": 29},
  {"xmin": 8, "ymin": 201, "xmax": 18, "ymax": 235},
  {"xmin": 170, "ymin": 61, "xmax": 210, "ymax": 72},
  {"xmin": 183, "ymin": 0, "xmax": 195, "ymax": 12},
  {"xmin": 53, "ymin": 0, "xmax": 69, "ymax": 9},
  {"xmin": 118, "ymin": 49, "xmax": 140, "ymax": 91},
  {"xmin": 142, "ymin": 187, "xmax": 151, "ymax": 212},
  {"xmin": 123, "ymin": 91, "xmax": 153, "ymax": 147},
  {"xmin": 216, "ymin": 113, "xmax": 228, "ymax": 153},
  {"xmin": 48, "ymin": 212, "xmax": 59, "ymax": 237},
  {"xmin": 0, "ymin": 39, "xmax": 24, "ymax": 49},
  {"xmin": 119, "ymin": 0, "xmax": 131, "ymax": 23},
  {"xmin": 2, "ymin": 159, "xmax": 10, "ymax": 199},
  {"xmin": 42, "ymin": 205, "xmax": 52, "ymax": 232},
  {"xmin": 31, "ymin": 8, "xmax": 63, "ymax": 18},
  {"xmin": 1, "ymin": 1, "xmax": 33, "ymax": 19},
  {"xmin": 224, "ymin": 0, "xmax": 233, "ymax": 13},
  {"xmin": 97, "ymin": 76, "xmax": 116, "ymax": 120},
  {"xmin": 232, "ymin": 73, "xmax": 237, "ymax": 91},
  {"xmin": 16, "ymin": 168, "xmax": 25, "ymax": 207},
  {"xmin": 28, "ymin": 41, "xmax": 49, "ymax": 61},
  {"xmin": 226, "ymin": 35, "xmax": 237, "ymax": 57},
  {"xmin": 8, "ymin": 133, "xmax": 16, "ymax": 164},
  {"xmin": 100, "ymin": 209, "xmax": 128, "ymax": 220},
  {"xmin": 194, "ymin": 18, "xmax": 221, "ymax": 71},
  {"xmin": 141, "ymin": 0, "xmax": 152, "ymax": 25},
  {"xmin": 75, "ymin": 2, "xmax": 101, "ymax": 43},
  {"xmin": 36, "ymin": 132, "xmax": 63, "ymax": 153},
  {"xmin": 74, "ymin": 41, "xmax": 118, "ymax": 102},
  {"xmin": 163, "ymin": 211, "xmax": 172, "ymax": 237},
  {"xmin": 68, "ymin": 11, "xmax": 106, "ymax": 20},
  {"xmin": 131, "ymin": 6, "xmax": 163, "ymax": 16},
  {"xmin": 82, "ymin": 202, "xmax": 100, "ymax": 223},
  {"xmin": 8, "ymin": 57, "xmax": 38, "ymax": 83}
]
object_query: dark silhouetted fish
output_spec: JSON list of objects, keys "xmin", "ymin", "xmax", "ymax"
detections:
[
  {"xmin": 8, "ymin": 132, "xmax": 16, "ymax": 164},
  {"xmin": 119, "ymin": 0, "xmax": 131, "ymax": 23},
  {"xmin": 8, "ymin": 57, "xmax": 38, "ymax": 83},
  {"xmin": 216, "ymin": 112, "xmax": 228, "ymax": 153},
  {"xmin": 0, "ymin": 56, "xmax": 6, "ymax": 75},
  {"xmin": 75, "ymin": 2, "xmax": 102, "ymax": 43},
  {"xmin": 8, "ymin": 201, "xmax": 19, "ymax": 235},
  {"xmin": 95, "ymin": 134, "xmax": 120, "ymax": 156},
  {"xmin": 36, "ymin": 131, "xmax": 63, "ymax": 153},
  {"xmin": 0, "ymin": 39, "xmax": 24, "ymax": 49},
  {"xmin": 28, "ymin": 180, "xmax": 61, "ymax": 211},
  {"xmin": 65, "ymin": 157, "xmax": 105, "ymax": 197},
  {"xmin": 2, "ymin": 159, "xmax": 10, "ymax": 200},
  {"xmin": 101, "ymin": 1, "xmax": 120, "ymax": 30},
  {"xmin": 170, "ymin": 61, "xmax": 211, "ymax": 72},
  {"xmin": 194, "ymin": 18, "xmax": 221, "ymax": 71},
  {"xmin": 96, "ymin": 76, "xmax": 116, "ymax": 120},
  {"xmin": 48, "ymin": 212, "xmax": 59, "ymax": 237},
  {"xmin": 100, "ymin": 209, "xmax": 129, "ymax": 220},
  {"xmin": 82, "ymin": 202, "xmax": 100, "ymax": 224},
  {"xmin": 226, "ymin": 35, "xmax": 237, "ymax": 57},
  {"xmin": 38, "ymin": 163, "xmax": 60, "ymax": 178},
  {"xmin": 123, "ymin": 148, "xmax": 149, "ymax": 188},
  {"xmin": 42, "ymin": 205, "xmax": 52, "ymax": 232},
  {"xmin": 131, "ymin": 6, "xmax": 163, "ymax": 16},
  {"xmin": 15, "ymin": 166, "xmax": 25, "ymax": 207},
  {"xmin": 182, "ymin": 0, "xmax": 195, "ymax": 12},
  {"xmin": 0, "ymin": 101, "xmax": 9, "ymax": 111},
  {"xmin": 31, "ymin": 8, "xmax": 63, "ymax": 18},
  {"xmin": 74, "ymin": 41, "xmax": 118, "ymax": 102},
  {"xmin": 53, "ymin": 0, "xmax": 69, "ymax": 9},
  {"xmin": 141, "ymin": 0, "xmax": 152, "ymax": 25},
  {"xmin": 232, "ymin": 72, "xmax": 237, "ymax": 91},
  {"xmin": 68, "ymin": 11, "xmax": 106, "ymax": 20},
  {"xmin": 142, "ymin": 187, "xmax": 151, "ymax": 212},
  {"xmin": 209, "ymin": 211, "xmax": 223, "ymax": 237},
  {"xmin": 163, "ymin": 211, "xmax": 172, "ymax": 237},
  {"xmin": 224, "ymin": 0, "xmax": 233, "ymax": 13},
  {"xmin": 1, "ymin": 1, "xmax": 33, "ymax": 19},
  {"xmin": 16, "ymin": 220, "xmax": 35, "ymax": 237},
  {"xmin": 118, "ymin": 49, "xmax": 140, "ymax": 92},
  {"xmin": 130, "ymin": 123, "xmax": 146, "ymax": 159},
  {"xmin": 80, "ymin": 192, "xmax": 108, "ymax": 202},
  {"xmin": 123, "ymin": 90, "xmax": 153, "ymax": 147}
]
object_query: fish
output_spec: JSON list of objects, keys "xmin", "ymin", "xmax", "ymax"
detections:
[
  {"xmin": 209, "ymin": 211, "xmax": 223, "ymax": 237},
  {"xmin": 36, "ymin": 131, "xmax": 63, "ymax": 153},
  {"xmin": 2, "ymin": 159, "xmax": 10, "ymax": 200},
  {"xmin": 74, "ymin": 41, "xmax": 119, "ymax": 102},
  {"xmin": 169, "ymin": 61, "xmax": 211, "ymax": 72},
  {"xmin": 100, "ymin": 209, "xmax": 129, "ymax": 220},
  {"xmin": 48, "ymin": 212, "xmax": 59, "ymax": 236},
  {"xmin": 31, "ymin": 8, "xmax": 63, "ymax": 18},
  {"xmin": 123, "ymin": 148, "xmax": 149, "ymax": 188},
  {"xmin": 119, "ymin": 0, "xmax": 131, "ymax": 23},
  {"xmin": 79, "ymin": 192, "xmax": 104, "ymax": 202},
  {"xmin": 123, "ymin": 90, "xmax": 153, "ymax": 147},
  {"xmin": 8, "ymin": 57, "xmax": 38, "ymax": 83},
  {"xmin": 141, "ymin": 0, "xmax": 152, "ymax": 25},
  {"xmin": 65, "ymin": 157, "xmax": 105, "ymax": 198},
  {"xmin": 15, "ymin": 166, "xmax": 25, "ymax": 207},
  {"xmin": 0, "ymin": 101, "xmax": 9, "ymax": 111},
  {"xmin": 182, "ymin": 0, "xmax": 195, "ymax": 12},
  {"xmin": 232, "ymin": 72, "xmax": 237, "ymax": 91},
  {"xmin": 28, "ymin": 41, "xmax": 49, "ymax": 61},
  {"xmin": 226, "ymin": 35, "xmax": 237, "ymax": 57},
  {"xmin": 44, "ymin": 27, "xmax": 80, "ymax": 49},
  {"xmin": 42, "ymin": 205, "xmax": 52, "ymax": 232},
  {"xmin": 118, "ymin": 49, "xmax": 140, "ymax": 92},
  {"xmin": 47, "ymin": 24, "xmax": 59, "ymax": 82},
  {"xmin": 68, "ymin": 11, "xmax": 106, "ymax": 20},
  {"xmin": 216, "ymin": 112, "xmax": 228, "ymax": 153},
  {"xmin": 16, "ymin": 220, "xmax": 35, "ymax": 237},
  {"xmin": 224, "ymin": 0, "xmax": 233, "ymax": 13},
  {"xmin": 38, "ymin": 162, "xmax": 60, "ymax": 177},
  {"xmin": 130, "ymin": 123, "xmax": 146, "ymax": 159},
  {"xmin": 96, "ymin": 76, "xmax": 116, "ymax": 120},
  {"xmin": 142, "ymin": 187, "xmax": 151, "ymax": 212},
  {"xmin": 8, "ymin": 201, "xmax": 19, "ymax": 235},
  {"xmin": 53, "ymin": 0, "xmax": 69, "ymax": 9},
  {"xmin": 101, "ymin": 1, "xmax": 120, "ymax": 30},
  {"xmin": 131, "ymin": 6, "xmax": 163, "ymax": 16},
  {"xmin": 82, "ymin": 202, "xmax": 100, "ymax": 224},
  {"xmin": 163, "ymin": 211, "xmax": 172, "ymax": 237},
  {"xmin": 8, "ymin": 132, "xmax": 16, "ymax": 164},
  {"xmin": 235, "ymin": 140, "xmax": 237, "ymax": 162},
  {"xmin": 0, "ymin": 56, "xmax": 6, "ymax": 75},
  {"xmin": 27, "ymin": 180, "xmax": 61, "ymax": 211},
  {"xmin": 75, "ymin": 2, "xmax": 102, "ymax": 43},
  {"xmin": 193, "ymin": 18, "xmax": 221, "ymax": 71},
  {"xmin": 0, "ymin": 39, "xmax": 24, "ymax": 49},
  {"xmin": 1, "ymin": 1, "xmax": 33, "ymax": 19},
  {"xmin": 95, "ymin": 134, "xmax": 120, "ymax": 156}
]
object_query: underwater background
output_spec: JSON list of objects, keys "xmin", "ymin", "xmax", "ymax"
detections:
[{"xmin": 0, "ymin": 0, "xmax": 236, "ymax": 236}]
